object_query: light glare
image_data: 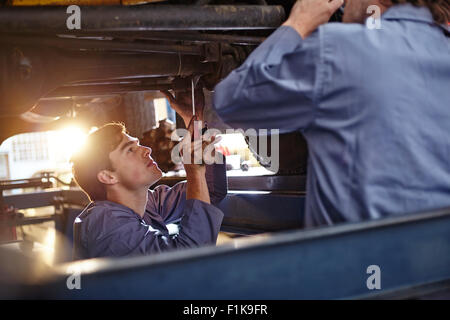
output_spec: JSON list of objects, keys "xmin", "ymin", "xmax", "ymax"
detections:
[{"xmin": 49, "ymin": 126, "xmax": 88, "ymax": 161}]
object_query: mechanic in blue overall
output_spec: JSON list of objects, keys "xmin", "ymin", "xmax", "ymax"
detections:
[
  {"xmin": 213, "ymin": 0, "xmax": 450, "ymax": 227},
  {"xmin": 71, "ymin": 90, "xmax": 227, "ymax": 260}
]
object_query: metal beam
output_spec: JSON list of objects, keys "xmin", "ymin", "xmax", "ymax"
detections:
[
  {"xmin": 0, "ymin": 34, "xmax": 206, "ymax": 56},
  {"xmin": 49, "ymin": 31, "xmax": 267, "ymax": 45},
  {"xmin": 2, "ymin": 189, "xmax": 89, "ymax": 209},
  {"xmin": 156, "ymin": 175, "xmax": 307, "ymax": 192},
  {"xmin": 2, "ymin": 190, "xmax": 64, "ymax": 209},
  {"xmin": 0, "ymin": 5, "xmax": 285, "ymax": 33},
  {"xmin": 0, "ymin": 215, "xmax": 56, "ymax": 227},
  {"xmin": 0, "ymin": 45, "xmax": 215, "ymax": 116},
  {"xmin": 46, "ymin": 82, "xmax": 174, "ymax": 97},
  {"xmin": 2, "ymin": 188, "xmax": 304, "ymax": 233},
  {"xmin": 23, "ymin": 206, "xmax": 450, "ymax": 299}
]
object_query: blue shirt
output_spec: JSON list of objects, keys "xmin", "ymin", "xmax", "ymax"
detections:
[
  {"xmin": 213, "ymin": 4, "xmax": 450, "ymax": 227},
  {"xmin": 73, "ymin": 163, "xmax": 227, "ymax": 259}
]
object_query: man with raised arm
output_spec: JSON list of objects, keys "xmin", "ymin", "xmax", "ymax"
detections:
[
  {"xmin": 213, "ymin": 0, "xmax": 449, "ymax": 227},
  {"xmin": 72, "ymin": 91, "xmax": 227, "ymax": 259}
]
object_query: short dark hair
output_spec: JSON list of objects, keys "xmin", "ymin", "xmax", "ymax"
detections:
[
  {"xmin": 71, "ymin": 123, "xmax": 126, "ymax": 201},
  {"xmin": 390, "ymin": 0, "xmax": 449, "ymax": 24}
]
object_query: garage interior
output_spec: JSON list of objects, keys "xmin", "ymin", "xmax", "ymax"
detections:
[{"xmin": 1, "ymin": 1, "xmax": 450, "ymax": 300}]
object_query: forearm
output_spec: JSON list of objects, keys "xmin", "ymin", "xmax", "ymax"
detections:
[
  {"xmin": 181, "ymin": 116, "xmax": 192, "ymax": 128},
  {"xmin": 213, "ymin": 26, "xmax": 317, "ymax": 132},
  {"xmin": 185, "ymin": 168, "xmax": 210, "ymax": 204},
  {"xmin": 205, "ymin": 154, "xmax": 228, "ymax": 205}
]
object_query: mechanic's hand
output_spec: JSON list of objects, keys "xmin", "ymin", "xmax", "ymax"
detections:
[
  {"xmin": 161, "ymin": 88, "xmax": 205, "ymax": 128},
  {"xmin": 283, "ymin": 0, "xmax": 343, "ymax": 38},
  {"xmin": 180, "ymin": 121, "xmax": 221, "ymax": 172},
  {"xmin": 182, "ymin": 135, "xmax": 221, "ymax": 172}
]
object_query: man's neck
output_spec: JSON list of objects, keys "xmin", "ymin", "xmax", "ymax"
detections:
[{"xmin": 106, "ymin": 186, "xmax": 149, "ymax": 218}]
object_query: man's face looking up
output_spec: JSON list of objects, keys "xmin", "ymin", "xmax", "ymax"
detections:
[{"xmin": 108, "ymin": 132, "xmax": 163, "ymax": 190}]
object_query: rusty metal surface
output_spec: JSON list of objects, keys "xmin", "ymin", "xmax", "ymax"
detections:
[
  {"xmin": 11, "ymin": 0, "xmax": 122, "ymax": 5},
  {"xmin": 11, "ymin": 0, "xmax": 164, "ymax": 5},
  {"xmin": 0, "ymin": 5, "xmax": 285, "ymax": 33}
]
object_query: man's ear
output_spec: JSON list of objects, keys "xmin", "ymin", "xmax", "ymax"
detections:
[{"xmin": 97, "ymin": 170, "xmax": 118, "ymax": 185}]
